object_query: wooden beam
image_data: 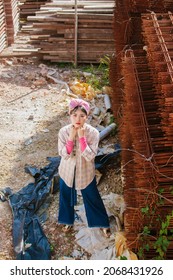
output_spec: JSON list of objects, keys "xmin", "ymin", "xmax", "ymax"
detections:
[{"xmin": 74, "ymin": 0, "xmax": 78, "ymax": 67}]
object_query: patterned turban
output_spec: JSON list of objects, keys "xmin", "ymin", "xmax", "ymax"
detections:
[{"xmin": 69, "ymin": 99, "xmax": 90, "ymax": 115}]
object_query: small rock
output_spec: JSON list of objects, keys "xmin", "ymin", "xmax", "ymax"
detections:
[
  {"xmin": 28, "ymin": 115, "xmax": 34, "ymax": 120},
  {"xmin": 24, "ymin": 138, "xmax": 33, "ymax": 146},
  {"xmin": 41, "ymin": 128, "xmax": 49, "ymax": 133}
]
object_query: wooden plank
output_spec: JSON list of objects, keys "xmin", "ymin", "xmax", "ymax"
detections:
[
  {"xmin": 74, "ymin": 0, "xmax": 78, "ymax": 67},
  {"xmin": 13, "ymin": 48, "xmax": 40, "ymax": 52},
  {"xmin": 2, "ymin": 0, "xmax": 115, "ymax": 62}
]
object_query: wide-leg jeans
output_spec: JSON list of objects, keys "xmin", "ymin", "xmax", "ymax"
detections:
[{"xmin": 58, "ymin": 177, "xmax": 110, "ymax": 228}]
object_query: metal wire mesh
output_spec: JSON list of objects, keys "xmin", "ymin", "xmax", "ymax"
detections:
[{"xmin": 111, "ymin": 0, "xmax": 173, "ymax": 259}]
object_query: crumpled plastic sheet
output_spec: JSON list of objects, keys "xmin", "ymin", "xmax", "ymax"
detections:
[
  {"xmin": 0, "ymin": 146, "xmax": 121, "ymax": 260},
  {"xmin": 95, "ymin": 144, "xmax": 121, "ymax": 170},
  {"xmin": 74, "ymin": 193, "xmax": 125, "ymax": 260},
  {"xmin": 0, "ymin": 157, "xmax": 60, "ymax": 260}
]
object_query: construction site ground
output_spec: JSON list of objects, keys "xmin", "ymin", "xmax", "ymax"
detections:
[{"xmin": 0, "ymin": 57, "xmax": 122, "ymax": 260}]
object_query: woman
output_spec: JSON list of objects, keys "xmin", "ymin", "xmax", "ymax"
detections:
[{"xmin": 57, "ymin": 98, "xmax": 110, "ymax": 237}]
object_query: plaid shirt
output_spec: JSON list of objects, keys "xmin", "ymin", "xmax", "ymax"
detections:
[{"xmin": 58, "ymin": 123, "xmax": 99, "ymax": 190}]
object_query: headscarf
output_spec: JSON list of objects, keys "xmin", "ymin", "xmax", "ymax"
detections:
[{"xmin": 69, "ymin": 99, "xmax": 90, "ymax": 115}]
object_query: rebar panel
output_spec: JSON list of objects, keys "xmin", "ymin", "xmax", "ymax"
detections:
[
  {"xmin": 119, "ymin": 0, "xmax": 173, "ymax": 13},
  {"xmin": 111, "ymin": 0, "xmax": 173, "ymax": 259},
  {"xmin": 142, "ymin": 12, "xmax": 173, "ymax": 148},
  {"xmin": 151, "ymin": 12, "xmax": 173, "ymax": 82},
  {"xmin": 121, "ymin": 49, "xmax": 160, "ymax": 250},
  {"xmin": 121, "ymin": 46, "xmax": 173, "ymax": 258},
  {"xmin": 110, "ymin": 0, "xmax": 135, "ymax": 120}
]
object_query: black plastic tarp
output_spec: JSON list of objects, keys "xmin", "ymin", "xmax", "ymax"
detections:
[{"xmin": 0, "ymin": 157, "xmax": 60, "ymax": 260}]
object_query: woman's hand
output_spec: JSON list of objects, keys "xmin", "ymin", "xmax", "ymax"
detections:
[
  {"xmin": 77, "ymin": 126, "xmax": 85, "ymax": 138},
  {"xmin": 69, "ymin": 126, "xmax": 77, "ymax": 141}
]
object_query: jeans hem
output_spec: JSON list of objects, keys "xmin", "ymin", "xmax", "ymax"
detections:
[
  {"xmin": 88, "ymin": 225, "xmax": 110, "ymax": 228},
  {"xmin": 58, "ymin": 222, "xmax": 74, "ymax": 226}
]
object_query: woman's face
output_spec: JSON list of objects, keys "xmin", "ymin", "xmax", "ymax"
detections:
[{"xmin": 70, "ymin": 108, "xmax": 87, "ymax": 128}]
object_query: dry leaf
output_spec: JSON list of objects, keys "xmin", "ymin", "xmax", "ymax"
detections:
[
  {"xmin": 115, "ymin": 232, "xmax": 127, "ymax": 257},
  {"xmin": 115, "ymin": 232, "xmax": 138, "ymax": 260},
  {"xmin": 129, "ymin": 250, "xmax": 138, "ymax": 260}
]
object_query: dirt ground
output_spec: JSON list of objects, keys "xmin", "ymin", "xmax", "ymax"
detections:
[{"xmin": 0, "ymin": 58, "xmax": 122, "ymax": 260}]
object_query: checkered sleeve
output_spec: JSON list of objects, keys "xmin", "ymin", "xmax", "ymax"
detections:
[
  {"xmin": 58, "ymin": 128, "xmax": 71, "ymax": 160},
  {"xmin": 81, "ymin": 129, "xmax": 99, "ymax": 161}
]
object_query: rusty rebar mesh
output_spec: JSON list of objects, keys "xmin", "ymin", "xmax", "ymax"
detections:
[
  {"xmin": 110, "ymin": 1, "xmax": 142, "ymax": 120},
  {"xmin": 109, "ymin": 2, "xmax": 131, "ymax": 119},
  {"xmin": 120, "ymin": 51, "xmax": 161, "ymax": 239},
  {"xmin": 111, "ymin": 2, "xmax": 173, "ymax": 258},
  {"xmin": 120, "ymin": 48, "xmax": 173, "ymax": 258},
  {"xmin": 142, "ymin": 12, "xmax": 173, "ymax": 149},
  {"xmin": 118, "ymin": 0, "xmax": 173, "ymax": 13},
  {"xmin": 109, "ymin": 57, "xmax": 124, "ymax": 120}
]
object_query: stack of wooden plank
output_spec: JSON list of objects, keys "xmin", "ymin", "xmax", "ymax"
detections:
[
  {"xmin": 0, "ymin": 1, "xmax": 7, "ymax": 53},
  {"xmin": 3, "ymin": 0, "xmax": 19, "ymax": 45},
  {"xmin": 0, "ymin": 0, "xmax": 19, "ymax": 53},
  {"xmin": 18, "ymin": 0, "xmax": 115, "ymax": 63},
  {"xmin": 19, "ymin": 0, "xmax": 51, "ymax": 23}
]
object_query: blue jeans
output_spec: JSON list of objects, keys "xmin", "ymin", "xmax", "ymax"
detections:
[{"xmin": 58, "ymin": 177, "xmax": 110, "ymax": 228}]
